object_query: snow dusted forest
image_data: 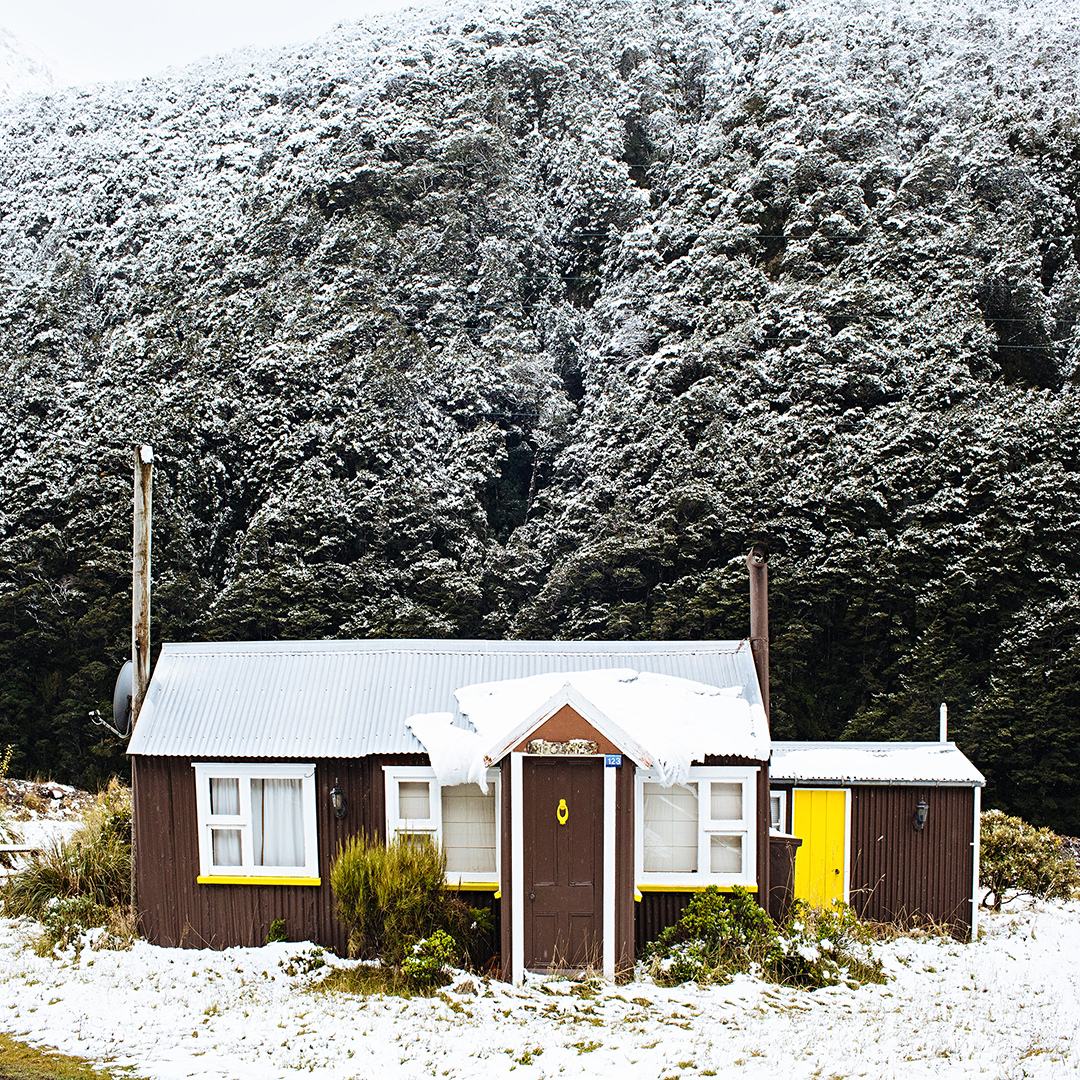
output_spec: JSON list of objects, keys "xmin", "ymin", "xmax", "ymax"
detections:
[{"xmin": 0, "ymin": 0, "xmax": 1078, "ymax": 831}]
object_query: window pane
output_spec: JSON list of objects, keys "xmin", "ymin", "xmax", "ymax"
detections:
[
  {"xmin": 770, "ymin": 794, "xmax": 782, "ymax": 830},
  {"xmin": 643, "ymin": 783, "xmax": 697, "ymax": 872},
  {"xmin": 710, "ymin": 782, "xmax": 743, "ymax": 821},
  {"xmin": 251, "ymin": 778, "xmax": 304, "ymax": 867},
  {"xmin": 442, "ymin": 784, "xmax": 496, "ymax": 874},
  {"xmin": 710, "ymin": 835, "xmax": 742, "ymax": 874},
  {"xmin": 399, "ymin": 781, "xmax": 430, "ymax": 821},
  {"xmin": 210, "ymin": 777, "xmax": 239, "ymax": 816},
  {"xmin": 212, "ymin": 828, "xmax": 242, "ymax": 866},
  {"xmin": 395, "ymin": 830, "xmax": 435, "ymax": 850}
]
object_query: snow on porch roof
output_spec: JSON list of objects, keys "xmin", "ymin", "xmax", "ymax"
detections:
[
  {"xmin": 127, "ymin": 638, "xmax": 763, "ymax": 759},
  {"xmin": 770, "ymin": 742, "xmax": 986, "ymax": 786},
  {"xmin": 408, "ymin": 668, "xmax": 770, "ymax": 789}
]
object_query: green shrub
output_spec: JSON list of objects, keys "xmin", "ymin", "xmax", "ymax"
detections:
[
  {"xmin": 330, "ymin": 833, "xmax": 478, "ymax": 987},
  {"xmin": 266, "ymin": 918, "xmax": 287, "ymax": 944},
  {"xmin": 34, "ymin": 895, "xmax": 109, "ymax": 956},
  {"xmin": 401, "ymin": 929, "xmax": 457, "ymax": 988},
  {"xmin": 774, "ymin": 899, "xmax": 885, "ymax": 988},
  {"xmin": 643, "ymin": 887, "xmax": 884, "ymax": 990},
  {"xmin": 643, "ymin": 886, "xmax": 781, "ymax": 986},
  {"xmin": 2, "ymin": 781, "xmax": 130, "ymax": 923},
  {"xmin": 980, "ymin": 809, "xmax": 1079, "ymax": 910}
]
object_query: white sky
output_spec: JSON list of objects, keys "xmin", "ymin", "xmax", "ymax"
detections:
[{"xmin": 0, "ymin": 0, "xmax": 407, "ymax": 85}]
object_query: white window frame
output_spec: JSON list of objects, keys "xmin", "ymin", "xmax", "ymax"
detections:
[
  {"xmin": 193, "ymin": 762, "xmax": 319, "ymax": 884},
  {"xmin": 635, "ymin": 766, "xmax": 758, "ymax": 888},
  {"xmin": 383, "ymin": 765, "xmax": 501, "ymax": 887},
  {"xmin": 770, "ymin": 789, "xmax": 788, "ymax": 833}
]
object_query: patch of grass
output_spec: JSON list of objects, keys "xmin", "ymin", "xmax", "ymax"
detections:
[
  {"xmin": 313, "ymin": 963, "xmax": 439, "ymax": 998},
  {"xmin": 569, "ymin": 1040, "xmax": 602, "ymax": 1054},
  {"xmin": 0, "ymin": 1033, "xmax": 118, "ymax": 1079}
]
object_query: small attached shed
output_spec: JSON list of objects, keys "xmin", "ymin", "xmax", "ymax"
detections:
[
  {"xmin": 127, "ymin": 638, "xmax": 771, "ymax": 980},
  {"xmin": 769, "ymin": 742, "xmax": 985, "ymax": 938}
]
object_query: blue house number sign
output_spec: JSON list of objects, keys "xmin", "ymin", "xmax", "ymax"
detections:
[{"xmin": 604, "ymin": 754, "xmax": 622, "ymax": 767}]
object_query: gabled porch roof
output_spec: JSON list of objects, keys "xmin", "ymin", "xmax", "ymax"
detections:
[{"xmin": 408, "ymin": 667, "xmax": 769, "ymax": 788}]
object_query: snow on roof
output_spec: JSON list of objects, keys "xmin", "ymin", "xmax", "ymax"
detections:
[
  {"xmin": 407, "ymin": 668, "xmax": 769, "ymax": 788},
  {"xmin": 769, "ymin": 742, "xmax": 985, "ymax": 786}
]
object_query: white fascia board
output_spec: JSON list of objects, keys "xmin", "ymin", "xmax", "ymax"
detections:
[{"xmin": 482, "ymin": 683, "xmax": 654, "ymax": 769}]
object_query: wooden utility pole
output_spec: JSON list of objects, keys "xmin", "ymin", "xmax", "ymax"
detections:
[
  {"xmin": 132, "ymin": 445, "xmax": 153, "ymax": 728},
  {"xmin": 130, "ymin": 444, "xmax": 152, "ymax": 931}
]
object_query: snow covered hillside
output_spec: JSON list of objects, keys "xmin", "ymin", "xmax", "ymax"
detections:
[
  {"xmin": 1, "ymin": 0, "xmax": 1079, "ymax": 830},
  {"xmin": 0, "ymin": 897, "xmax": 1077, "ymax": 1079},
  {"xmin": 0, "ymin": 26, "xmax": 56, "ymax": 99}
]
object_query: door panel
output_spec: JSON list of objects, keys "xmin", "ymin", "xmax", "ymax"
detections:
[
  {"xmin": 522, "ymin": 757, "xmax": 603, "ymax": 972},
  {"xmin": 569, "ymin": 913, "xmax": 596, "ymax": 964},
  {"xmin": 792, "ymin": 788, "xmax": 847, "ymax": 906},
  {"xmin": 533, "ymin": 912, "xmax": 557, "ymax": 965}
]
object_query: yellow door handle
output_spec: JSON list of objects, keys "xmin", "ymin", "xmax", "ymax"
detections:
[{"xmin": 557, "ymin": 798, "xmax": 569, "ymax": 825}]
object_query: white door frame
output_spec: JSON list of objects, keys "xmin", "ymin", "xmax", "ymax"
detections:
[{"xmin": 509, "ymin": 753, "xmax": 618, "ymax": 984}]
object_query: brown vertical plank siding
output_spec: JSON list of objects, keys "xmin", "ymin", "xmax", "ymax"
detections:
[
  {"xmin": 635, "ymin": 892, "xmax": 696, "ymax": 955},
  {"xmin": 133, "ymin": 754, "xmax": 425, "ymax": 954},
  {"xmin": 848, "ymin": 785, "xmax": 975, "ymax": 937}
]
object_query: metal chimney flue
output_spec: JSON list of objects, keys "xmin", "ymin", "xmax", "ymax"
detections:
[{"xmin": 747, "ymin": 542, "xmax": 769, "ymax": 722}]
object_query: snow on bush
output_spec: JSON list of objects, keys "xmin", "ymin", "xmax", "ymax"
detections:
[
  {"xmin": 980, "ymin": 808, "xmax": 1079, "ymax": 911},
  {"xmin": 643, "ymin": 885, "xmax": 884, "ymax": 989}
]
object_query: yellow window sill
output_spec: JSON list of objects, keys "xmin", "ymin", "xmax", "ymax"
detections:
[
  {"xmin": 447, "ymin": 882, "xmax": 500, "ymax": 891},
  {"xmin": 636, "ymin": 883, "xmax": 758, "ymax": 893},
  {"xmin": 197, "ymin": 875, "xmax": 321, "ymax": 886}
]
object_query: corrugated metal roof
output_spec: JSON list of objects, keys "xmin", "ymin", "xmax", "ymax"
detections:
[
  {"xmin": 128, "ymin": 639, "xmax": 762, "ymax": 758},
  {"xmin": 769, "ymin": 741, "xmax": 986, "ymax": 786}
]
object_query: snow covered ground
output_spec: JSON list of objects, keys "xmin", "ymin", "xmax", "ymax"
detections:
[{"xmin": 0, "ymin": 897, "xmax": 1076, "ymax": 1079}]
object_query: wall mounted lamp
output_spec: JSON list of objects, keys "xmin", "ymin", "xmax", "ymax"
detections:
[
  {"xmin": 913, "ymin": 798, "xmax": 929, "ymax": 831},
  {"xmin": 330, "ymin": 779, "xmax": 348, "ymax": 820}
]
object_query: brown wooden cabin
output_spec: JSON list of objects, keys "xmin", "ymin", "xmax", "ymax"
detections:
[
  {"xmin": 127, "ymin": 638, "xmax": 772, "ymax": 981},
  {"xmin": 769, "ymin": 742, "xmax": 985, "ymax": 939}
]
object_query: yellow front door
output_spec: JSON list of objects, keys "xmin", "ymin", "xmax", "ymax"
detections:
[{"xmin": 792, "ymin": 788, "xmax": 848, "ymax": 905}]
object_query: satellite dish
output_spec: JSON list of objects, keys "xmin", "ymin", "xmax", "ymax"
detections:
[{"xmin": 112, "ymin": 660, "xmax": 133, "ymax": 738}]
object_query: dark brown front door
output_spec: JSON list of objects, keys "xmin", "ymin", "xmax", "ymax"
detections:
[{"xmin": 522, "ymin": 756, "xmax": 604, "ymax": 972}]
